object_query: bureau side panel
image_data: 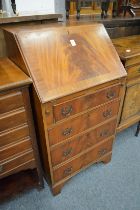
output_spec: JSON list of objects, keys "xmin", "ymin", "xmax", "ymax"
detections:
[
  {"xmin": 22, "ymin": 87, "xmax": 43, "ymax": 186},
  {"xmin": 32, "ymin": 89, "xmax": 52, "ymax": 182}
]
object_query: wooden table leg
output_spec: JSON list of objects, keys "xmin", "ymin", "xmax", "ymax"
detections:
[
  {"xmin": 101, "ymin": 1, "xmax": 110, "ymax": 18},
  {"xmin": 123, "ymin": 0, "xmax": 136, "ymax": 17},
  {"xmin": 65, "ymin": 0, "xmax": 70, "ymax": 19},
  {"xmin": 0, "ymin": 0, "xmax": 2, "ymax": 13},
  {"xmin": 76, "ymin": 0, "xmax": 81, "ymax": 19}
]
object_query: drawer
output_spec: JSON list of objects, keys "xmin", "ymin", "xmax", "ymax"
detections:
[
  {"xmin": 127, "ymin": 64, "xmax": 140, "ymax": 80},
  {"xmin": 0, "ymin": 90, "xmax": 24, "ymax": 115},
  {"xmin": 48, "ymin": 100, "xmax": 120, "ymax": 145},
  {"xmin": 0, "ymin": 108, "xmax": 27, "ymax": 132},
  {"xmin": 53, "ymin": 84, "xmax": 120, "ymax": 122},
  {"xmin": 53, "ymin": 137, "xmax": 113, "ymax": 183},
  {"xmin": 125, "ymin": 55, "xmax": 140, "ymax": 67},
  {"xmin": 51, "ymin": 119, "xmax": 116, "ymax": 166},
  {"xmin": 0, "ymin": 137, "xmax": 32, "ymax": 162},
  {"xmin": 0, "ymin": 150, "xmax": 35, "ymax": 179},
  {"xmin": 0, "ymin": 124, "xmax": 29, "ymax": 148}
]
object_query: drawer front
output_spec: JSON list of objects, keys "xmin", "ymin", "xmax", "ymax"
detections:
[
  {"xmin": 48, "ymin": 100, "xmax": 119, "ymax": 146},
  {"xmin": 0, "ymin": 138, "xmax": 32, "ymax": 161},
  {"xmin": 0, "ymin": 90, "xmax": 24, "ymax": 115},
  {"xmin": 53, "ymin": 84, "xmax": 120, "ymax": 122},
  {"xmin": 125, "ymin": 56, "xmax": 140, "ymax": 67},
  {"xmin": 51, "ymin": 119, "xmax": 116, "ymax": 166},
  {"xmin": 0, "ymin": 150, "xmax": 35, "ymax": 179},
  {"xmin": 53, "ymin": 138, "xmax": 113, "ymax": 183},
  {"xmin": 0, "ymin": 108, "xmax": 27, "ymax": 132},
  {"xmin": 0, "ymin": 124, "xmax": 29, "ymax": 147},
  {"xmin": 127, "ymin": 64, "xmax": 140, "ymax": 80}
]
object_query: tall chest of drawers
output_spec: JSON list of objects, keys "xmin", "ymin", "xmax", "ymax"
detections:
[
  {"xmin": 112, "ymin": 35, "xmax": 140, "ymax": 132},
  {"xmin": 3, "ymin": 24, "xmax": 126, "ymax": 195},
  {"xmin": 0, "ymin": 58, "xmax": 43, "ymax": 187}
]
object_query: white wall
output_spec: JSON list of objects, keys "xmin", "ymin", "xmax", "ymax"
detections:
[
  {"xmin": 16, "ymin": 0, "xmax": 55, "ymax": 13},
  {"xmin": 3, "ymin": 0, "xmax": 66, "ymax": 18},
  {"xmin": 54, "ymin": 0, "xmax": 65, "ymax": 20},
  {"xmin": 3, "ymin": 0, "xmax": 55, "ymax": 14}
]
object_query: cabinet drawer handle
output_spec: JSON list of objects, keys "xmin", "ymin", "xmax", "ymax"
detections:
[
  {"xmin": 63, "ymin": 147, "xmax": 73, "ymax": 157},
  {"xmin": 0, "ymin": 165, "xmax": 3, "ymax": 173},
  {"xmin": 103, "ymin": 109, "xmax": 112, "ymax": 118},
  {"xmin": 64, "ymin": 167, "xmax": 73, "ymax": 175},
  {"xmin": 106, "ymin": 91, "xmax": 116, "ymax": 99},
  {"xmin": 62, "ymin": 128, "xmax": 73, "ymax": 136},
  {"xmin": 100, "ymin": 130, "xmax": 110, "ymax": 137},
  {"xmin": 61, "ymin": 105, "xmax": 73, "ymax": 117},
  {"xmin": 98, "ymin": 149, "xmax": 108, "ymax": 157}
]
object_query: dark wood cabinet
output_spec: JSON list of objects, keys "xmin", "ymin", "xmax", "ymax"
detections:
[{"xmin": 0, "ymin": 58, "xmax": 43, "ymax": 187}]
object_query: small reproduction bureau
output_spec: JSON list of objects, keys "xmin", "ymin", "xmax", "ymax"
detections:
[
  {"xmin": 0, "ymin": 58, "xmax": 43, "ymax": 187},
  {"xmin": 112, "ymin": 35, "xmax": 140, "ymax": 132},
  {"xmin": 3, "ymin": 24, "xmax": 126, "ymax": 195}
]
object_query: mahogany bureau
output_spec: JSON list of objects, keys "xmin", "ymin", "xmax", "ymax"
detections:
[
  {"xmin": 0, "ymin": 58, "xmax": 43, "ymax": 187},
  {"xmin": 112, "ymin": 35, "xmax": 140, "ymax": 132},
  {"xmin": 3, "ymin": 24, "xmax": 126, "ymax": 195}
]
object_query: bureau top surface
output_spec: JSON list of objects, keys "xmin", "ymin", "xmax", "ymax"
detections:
[
  {"xmin": 0, "ymin": 58, "xmax": 32, "ymax": 92},
  {"xmin": 10, "ymin": 24, "xmax": 126, "ymax": 103},
  {"xmin": 112, "ymin": 35, "xmax": 140, "ymax": 60}
]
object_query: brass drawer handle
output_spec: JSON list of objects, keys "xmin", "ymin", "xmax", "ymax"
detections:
[
  {"xmin": 62, "ymin": 128, "xmax": 73, "ymax": 136},
  {"xmin": 0, "ymin": 165, "xmax": 3, "ymax": 173},
  {"xmin": 100, "ymin": 130, "xmax": 110, "ymax": 137},
  {"xmin": 63, "ymin": 147, "xmax": 73, "ymax": 157},
  {"xmin": 103, "ymin": 109, "xmax": 112, "ymax": 118},
  {"xmin": 106, "ymin": 91, "xmax": 116, "ymax": 100},
  {"xmin": 64, "ymin": 167, "xmax": 73, "ymax": 175},
  {"xmin": 61, "ymin": 105, "xmax": 73, "ymax": 117},
  {"xmin": 98, "ymin": 149, "xmax": 108, "ymax": 157}
]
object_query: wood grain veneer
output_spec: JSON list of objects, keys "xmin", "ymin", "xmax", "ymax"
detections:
[
  {"xmin": 3, "ymin": 24, "xmax": 126, "ymax": 195},
  {"xmin": 51, "ymin": 119, "xmax": 117, "ymax": 166},
  {"xmin": 0, "ymin": 58, "xmax": 43, "ymax": 188},
  {"xmin": 0, "ymin": 90, "xmax": 23, "ymax": 114},
  {"xmin": 112, "ymin": 35, "xmax": 140, "ymax": 132}
]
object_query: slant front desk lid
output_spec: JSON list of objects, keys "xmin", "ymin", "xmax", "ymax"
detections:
[{"xmin": 10, "ymin": 24, "xmax": 126, "ymax": 103}]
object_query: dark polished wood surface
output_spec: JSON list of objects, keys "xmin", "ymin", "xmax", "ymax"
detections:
[
  {"xmin": 112, "ymin": 35, "xmax": 140, "ymax": 60},
  {"xmin": 8, "ymin": 24, "xmax": 126, "ymax": 102}
]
